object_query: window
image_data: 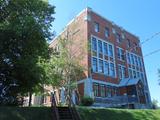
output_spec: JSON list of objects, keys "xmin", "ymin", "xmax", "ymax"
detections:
[
  {"xmin": 137, "ymin": 57, "xmax": 141, "ymax": 67},
  {"xmin": 118, "ymin": 65, "xmax": 122, "ymax": 79},
  {"xmin": 98, "ymin": 59, "xmax": 103, "ymax": 73},
  {"xmin": 114, "ymin": 88, "xmax": 118, "ymax": 96},
  {"xmin": 117, "ymin": 47, "xmax": 125, "ymax": 61},
  {"xmin": 140, "ymin": 58, "xmax": 143, "ymax": 68},
  {"xmin": 108, "ymin": 44, "xmax": 113, "ymax": 57},
  {"xmin": 137, "ymin": 71, "xmax": 140, "ymax": 78},
  {"xmin": 104, "ymin": 61, "xmax": 109, "ymax": 75},
  {"xmin": 129, "ymin": 69, "xmax": 133, "ymax": 78},
  {"xmin": 141, "ymin": 73, "xmax": 144, "ymax": 83},
  {"xmin": 117, "ymin": 48, "xmax": 121, "ymax": 60},
  {"xmin": 116, "ymin": 33, "xmax": 121, "ymax": 43},
  {"xmin": 118, "ymin": 65, "xmax": 126, "ymax": 80},
  {"xmin": 127, "ymin": 52, "xmax": 131, "ymax": 64},
  {"xmin": 105, "ymin": 27, "xmax": 110, "ymax": 37},
  {"xmin": 135, "ymin": 55, "xmax": 138, "ymax": 66},
  {"xmin": 133, "ymin": 70, "xmax": 136, "ymax": 78},
  {"xmin": 92, "ymin": 57, "xmax": 97, "ymax": 72},
  {"xmin": 106, "ymin": 86, "xmax": 111, "ymax": 97},
  {"xmin": 94, "ymin": 22, "xmax": 99, "ymax": 32},
  {"xmin": 110, "ymin": 63, "xmax": 115, "ymax": 77},
  {"xmin": 131, "ymin": 54, "xmax": 135, "ymax": 65},
  {"xmin": 127, "ymin": 39, "xmax": 131, "ymax": 48},
  {"xmin": 134, "ymin": 42, "xmax": 138, "ymax": 51},
  {"xmin": 103, "ymin": 42, "xmax": 108, "ymax": 55},
  {"xmin": 92, "ymin": 37, "xmax": 97, "ymax": 51},
  {"xmin": 98, "ymin": 40, "xmax": 102, "ymax": 53},
  {"xmin": 112, "ymin": 28, "xmax": 116, "ymax": 34},
  {"xmin": 100, "ymin": 85, "xmax": 105, "ymax": 97},
  {"xmin": 122, "ymin": 66, "xmax": 126, "ymax": 79},
  {"xmin": 93, "ymin": 83, "xmax": 99, "ymax": 97}
]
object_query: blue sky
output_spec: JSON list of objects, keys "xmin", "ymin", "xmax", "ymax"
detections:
[{"xmin": 49, "ymin": 0, "xmax": 160, "ymax": 105}]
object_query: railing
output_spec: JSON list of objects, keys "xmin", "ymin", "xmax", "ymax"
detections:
[
  {"xmin": 94, "ymin": 95, "xmax": 138, "ymax": 105},
  {"xmin": 67, "ymin": 95, "xmax": 81, "ymax": 120},
  {"xmin": 51, "ymin": 92, "xmax": 59, "ymax": 120}
]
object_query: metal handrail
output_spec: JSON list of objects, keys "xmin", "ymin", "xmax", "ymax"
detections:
[
  {"xmin": 51, "ymin": 92, "xmax": 59, "ymax": 120},
  {"xmin": 66, "ymin": 95, "xmax": 81, "ymax": 120}
]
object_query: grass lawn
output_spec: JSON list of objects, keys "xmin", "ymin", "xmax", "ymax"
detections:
[
  {"xmin": 1, "ymin": 106, "xmax": 160, "ymax": 120},
  {"xmin": 78, "ymin": 107, "xmax": 160, "ymax": 120},
  {"xmin": 0, "ymin": 107, "xmax": 53, "ymax": 120}
]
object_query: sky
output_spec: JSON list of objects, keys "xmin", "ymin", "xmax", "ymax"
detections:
[{"xmin": 49, "ymin": 0, "xmax": 160, "ymax": 105}]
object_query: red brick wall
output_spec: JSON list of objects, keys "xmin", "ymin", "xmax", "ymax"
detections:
[
  {"xmin": 78, "ymin": 83, "xmax": 84, "ymax": 97},
  {"xmin": 87, "ymin": 10, "xmax": 144, "ymax": 84}
]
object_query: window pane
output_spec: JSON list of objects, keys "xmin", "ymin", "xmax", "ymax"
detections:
[
  {"xmin": 98, "ymin": 59, "xmax": 103, "ymax": 73},
  {"xmin": 127, "ymin": 39, "xmax": 131, "ymax": 48},
  {"xmin": 105, "ymin": 27, "xmax": 109, "ymax": 37},
  {"xmin": 131, "ymin": 54, "xmax": 134, "ymax": 65},
  {"xmin": 110, "ymin": 63, "xmax": 115, "ymax": 77},
  {"xmin": 104, "ymin": 61, "xmax": 109, "ymax": 75},
  {"xmin": 133, "ymin": 70, "xmax": 136, "ymax": 78},
  {"xmin": 116, "ymin": 33, "xmax": 121, "ymax": 42},
  {"xmin": 98, "ymin": 40, "xmax": 103, "ymax": 53},
  {"xmin": 92, "ymin": 57, "xmax": 97, "ymax": 72},
  {"xmin": 118, "ymin": 65, "xmax": 122, "ymax": 79},
  {"xmin": 129, "ymin": 69, "xmax": 133, "ymax": 78},
  {"xmin": 103, "ymin": 42, "xmax": 108, "ymax": 55},
  {"xmin": 121, "ymin": 49, "xmax": 125, "ymax": 60},
  {"xmin": 100, "ymin": 85, "xmax": 105, "ymax": 97},
  {"xmin": 122, "ymin": 66, "xmax": 126, "ymax": 78},
  {"xmin": 108, "ymin": 44, "xmax": 113, "ymax": 57},
  {"xmin": 141, "ymin": 73, "xmax": 144, "ymax": 83},
  {"xmin": 106, "ymin": 86, "xmax": 111, "ymax": 97},
  {"xmin": 93, "ymin": 83, "xmax": 99, "ymax": 97},
  {"xmin": 92, "ymin": 37, "xmax": 97, "ymax": 51},
  {"xmin": 94, "ymin": 22, "xmax": 99, "ymax": 32},
  {"xmin": 127, "ymin": 53, "xmax": 131, "ymax": 64},
  {"xmin": 117, "ymin": 48, "xmax": 125, "ymax": 61},
  {"xmin": 135, "ymin": 55, "xmax": 138, "ymax": 66}
]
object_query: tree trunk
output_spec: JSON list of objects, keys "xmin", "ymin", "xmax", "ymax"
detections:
[{"xmin": 28, "ymin": 92, "xmax": 32, "ymax": 107}]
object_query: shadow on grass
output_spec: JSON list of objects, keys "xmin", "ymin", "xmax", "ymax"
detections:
[{"xmin": 0, "ymin": 107, "xmax": 54, "ymax": 120}]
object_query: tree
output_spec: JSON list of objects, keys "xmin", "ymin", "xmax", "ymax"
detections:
[
  {"xmin": 0, "ymin": 0, "xmax": 55, "ymax": 105},
  {"xmin": 152, "ymin": 99, "xmax": 159, "ymax": 109},
  {"xmin": 47, "ymin": 32, "xmax": 87, "ymax": 104}
]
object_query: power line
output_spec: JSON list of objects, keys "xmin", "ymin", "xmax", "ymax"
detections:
[
  {"xmin": 143, "ymin": 48, "xmax": 160, "ymax": 57},
  {"xmin": 141, "ymin": 32, "xmax": 160, "ymax": 45},
  {"xmin": 125, "ymin": 32, "xmax": 160, "ymax": 55}
]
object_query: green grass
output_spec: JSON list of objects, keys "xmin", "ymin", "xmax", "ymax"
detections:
[
  {"xmin": 78, "ymin": 107, "xmax": 160, "ymax": 120},
  {"xmin": 0, "ymin": 107, "xmax": 53, "ymax": 120},
  {"xmin": 1, "ymin": 106, "xmax": 160, "ymax": 120}
]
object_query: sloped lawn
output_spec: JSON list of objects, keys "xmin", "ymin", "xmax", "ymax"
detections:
[
  {"xmin": 1, "ymin": 106, "xmax": 160, "ymax": 120},
  {"xmin": 78, "ymin": 107, "xmax": 160, "ymax": 120}
]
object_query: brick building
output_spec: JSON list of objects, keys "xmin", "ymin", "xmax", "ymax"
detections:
[{"xmin": 50, "ymin": 8, "xmax": 151, "ymax": 109}]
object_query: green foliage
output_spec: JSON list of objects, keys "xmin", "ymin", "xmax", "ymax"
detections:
[
  {"xmin": 78, "ymin": 107, "xmax": 160, "ymax": 120},
  {"xmin": 152, "ymin": 99, "xmax": 159, "ymax": 109},
  {"xmin": 48, "ymin": 37, "xmax": 85, "ymax": 89},
  {"xmin": 81, "ymin": 96, "xmax": 94, "ymax": 106},
  {"xmin": 0, "ymin": 0, "xmax": 55, "ymax": 105}
]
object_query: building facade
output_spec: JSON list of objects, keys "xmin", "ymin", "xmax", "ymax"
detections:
[{"xmin": 50, "ymin": 8, "xmax": 151, "ymax": 109}]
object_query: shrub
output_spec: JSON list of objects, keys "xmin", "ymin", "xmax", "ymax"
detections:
[{"xmin": 81, "ymin": 96, "xmax": 94, "ymax": 106}]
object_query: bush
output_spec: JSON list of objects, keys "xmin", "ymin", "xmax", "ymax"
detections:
[{"xmin": 81, "ymin": 96, "xmax": 94, "ymax": 106}]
